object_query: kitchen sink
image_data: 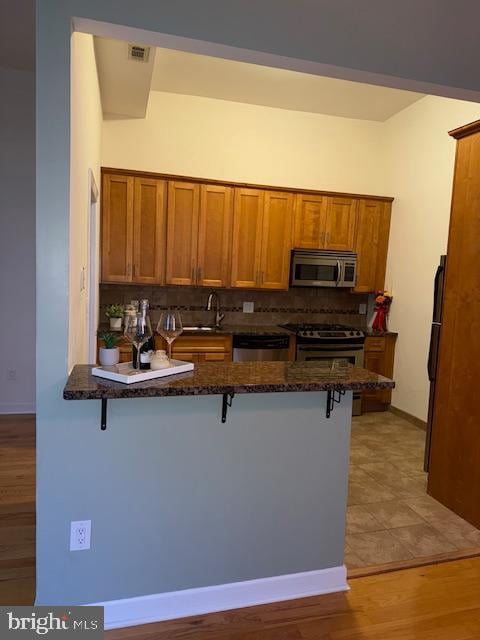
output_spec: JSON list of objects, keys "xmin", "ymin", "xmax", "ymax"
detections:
[{"xmin": 182, "ymin": 326, "xmax": 216, "ymax": 332}]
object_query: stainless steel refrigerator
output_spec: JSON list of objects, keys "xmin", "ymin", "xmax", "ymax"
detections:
[{"xmin": 424, "ymin": 255, "xmax": 446, "ymax": 472}]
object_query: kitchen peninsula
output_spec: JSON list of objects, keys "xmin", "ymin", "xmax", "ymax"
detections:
[{"xmin": 63, "ymin": 360, "xmax": 393, "ymax": 620}]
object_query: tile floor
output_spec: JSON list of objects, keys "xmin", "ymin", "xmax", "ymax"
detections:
[{"xmin": 345, "ymin": 411, "xmax": 480, "ymax": 569}]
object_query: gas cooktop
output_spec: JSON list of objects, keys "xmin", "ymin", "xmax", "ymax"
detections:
[{"xmin": 279, "ymin": 323, "xmax": 365, "ymax": 340}]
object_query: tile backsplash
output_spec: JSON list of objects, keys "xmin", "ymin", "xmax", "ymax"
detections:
[{"xmin": 100, "ymin": 284, "xmax": 369, "ymax": 328}]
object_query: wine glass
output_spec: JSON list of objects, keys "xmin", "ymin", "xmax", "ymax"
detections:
[
  {"xmin": 157, "ymin": 311, "xmax": 183, "ymax": 362},
  {"xmin": 124, "ymin": 312, "xmax": 153, "ymax": 371}
]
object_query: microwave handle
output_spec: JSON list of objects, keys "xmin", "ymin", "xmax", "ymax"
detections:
[{"xmin": 336, "ymin": 260, "xmax": 341, "ymax": 285}]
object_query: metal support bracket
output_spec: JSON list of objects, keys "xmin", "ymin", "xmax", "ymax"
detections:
[
  {"xmin": 326, "ymin": 389, "xmax": 346, "ymax": 419},
  {"xmin": 221, "ymin": 393, "xmax": 235, "ymax": 423},
  {"xmin": 101, "ymin": 399, "xmax": 108, "ymax": 430}
]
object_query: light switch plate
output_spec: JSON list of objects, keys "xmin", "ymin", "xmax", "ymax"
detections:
[
  {"xmin": 359, "ymin": 303, "xmax": 367, "ymax": 315},
  {"xmin": 243, "ymin": 302, "xmax": 254, "ymax": 313}
]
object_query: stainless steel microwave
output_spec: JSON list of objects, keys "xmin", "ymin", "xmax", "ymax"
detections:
[{"xmin": 290, "ymin": 250, "xmax": 357, "ymax": 288}]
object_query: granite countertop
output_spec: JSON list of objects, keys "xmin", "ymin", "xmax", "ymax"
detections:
[
  {"xmin": 64, "ymin": 361, "xmax": 394, "ymax": 400},
  {"xmin": 98, "ymin": 323, "xmax": 291, "ymax": 337},
  {"xmin": 364, "ymin": 329, "xmax": 399, "ymax": 337}
]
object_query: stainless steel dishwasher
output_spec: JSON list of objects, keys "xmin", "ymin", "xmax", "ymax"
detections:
[{"xmin": 232, "ymin": 335, "xmax": 290, "ymax": 361}]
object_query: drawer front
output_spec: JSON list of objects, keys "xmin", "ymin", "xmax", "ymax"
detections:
[
  {"xmin": 364, "ymin": 337, "xmax": 385, "ymax": 352},
  {"xmin": 198, "ymin": 352, "xmax": 232, "ymax": 362},
  {"xmin": 157, "ymin": 334, "xmax": 232, "ymax": 353},
  {"xmin": 172, "ymin": 352, "xmax": 199, "ymax": 363}
]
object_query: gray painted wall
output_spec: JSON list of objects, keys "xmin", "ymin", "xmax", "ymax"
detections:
[
  {"xmin": 36, "ymin": 0, "xmax": 480, "ymax": 604},
  {"xmin": 37, "ymin": 392, "xmax": 351, "ymax": 604},
  {"xmin": 0, "ymin": 67, "xmax": 35, "ymax": 413}
]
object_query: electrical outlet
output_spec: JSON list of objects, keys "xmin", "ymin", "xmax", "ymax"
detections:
[
  {"xmin": 70, "ymin": 520, "xmax": 91, "ymax": 551},
  {"xmin": 243, "ymin": 301, "xmax": 254, "ymax": 313},
  {"xmin": 358, "ymin": 303, "xmax": 367, "ymax": 315},
  {"xmin": 6, "ymin": 369, "xmax": 16, "ymax": 381}
]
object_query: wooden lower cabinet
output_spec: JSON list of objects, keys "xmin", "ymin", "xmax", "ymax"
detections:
[
  {"xmin": 157, "ymin": 335, "xmax": 233, "ymax": 364},
  {"xmin": 362, "ymin": 335, "xmax": 396, "ymax": 412}
]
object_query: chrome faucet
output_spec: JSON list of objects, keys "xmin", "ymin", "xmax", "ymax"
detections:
[{"xmin": 206, "ymin": 291, "xmax": 225, "ymax": 328}]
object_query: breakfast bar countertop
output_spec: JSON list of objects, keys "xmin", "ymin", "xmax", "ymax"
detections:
[{"xmin": 63, "ymin": 361, "xmax": 394, "ymax": 400}]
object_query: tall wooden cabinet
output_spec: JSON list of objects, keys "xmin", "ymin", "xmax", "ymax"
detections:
[
  {"xmin": 101, "ymin": 173, "xmax": 166, "ymax": 284},
  {"xmin": 354, "ymin": 199, "xmax": 392, "ymax": 293},
  {"xmin": 427, "ymin": 120, "xmax": 480, "ymax": 528},
  {"xmin": 230, "ymin": 189, "xmax": 293, "ymax": 290}
]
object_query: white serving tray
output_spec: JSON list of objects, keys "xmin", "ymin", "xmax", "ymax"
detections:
[{"xmin": 91, "ymin": 360, "xmax": 194, "ymax": 384}]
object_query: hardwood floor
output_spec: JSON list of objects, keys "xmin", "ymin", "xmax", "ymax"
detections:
[
  {"xmin": 106, "ymin": 556, "xmax": 480, "ymax": 639},
  {"xmin": 0, "ymin": 414, "xmax": 35, "ymax": 605}
]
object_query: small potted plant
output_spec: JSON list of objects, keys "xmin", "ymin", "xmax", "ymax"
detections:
[
  {"xmin": 105, "ymin": 304, "xmax": 124, "ymax": 331},
  {"xmin": 98, "ymin": 331, "xmax": 120, "ymax": 366}
]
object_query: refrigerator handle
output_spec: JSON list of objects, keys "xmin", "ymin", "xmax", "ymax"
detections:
[
  {"xmin": 432, "ymin": 263, "xmax": 445, "ymax": 322},
  {"xmin": 428, "ymin": 324, "xmax": 440, "ymax": 382}
]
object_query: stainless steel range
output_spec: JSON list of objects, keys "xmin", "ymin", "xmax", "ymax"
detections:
[{"xmin": 280, "ymin": 323, "xmax": 365, "ymax": 415}]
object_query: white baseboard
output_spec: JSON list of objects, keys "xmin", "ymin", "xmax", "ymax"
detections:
[
  {"xmin": 94, "ymin": 565, "xmax": 348, "ymax": 631},
  {"xmin": 0, "ymin": 403, "xmax": 35, "ymax": 415}
]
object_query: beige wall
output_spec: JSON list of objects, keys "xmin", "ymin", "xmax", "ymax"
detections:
[
  {"xmin": 102, "ymin": 91, "xmax": 388, "ymax": 195},
  {"xmin": 384, "ymin": 95, "xmax": 480, "ymax": 420},
  {"xmin": 69, "ymin": 33, "xmax": 102, "ymax": 371}
]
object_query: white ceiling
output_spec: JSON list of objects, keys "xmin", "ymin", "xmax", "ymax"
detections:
[{"xmin": 150, "ymin": 48, "xmax": 424, "ymax": 122}]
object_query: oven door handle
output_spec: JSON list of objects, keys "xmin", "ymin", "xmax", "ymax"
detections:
[{"xmin": 336, "ymin": 260, "xmax": 342, "ymax": 286}]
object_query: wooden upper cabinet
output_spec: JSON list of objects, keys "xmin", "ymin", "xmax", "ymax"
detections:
[
  {"xmin": 324, "ymin": 197, "xmax": 357, "ymax": 251},
  {"xmin": 101, "ymin": 174, "xmax": 134, "ymax": 283},
  {"xmin": 132, "ymin": 178, "xmax": 167, "ymax": 284},
  {"xmin": 166, "ymin": 182, "xmax": 200, "ymax": 286},
  {"xmin": 260, "ymin": 191, "xmax": 294, "ymax": 289},
  {"xmin": 354, "ymin": 199, "xmax": 392, "ymax": 293},
  {"xmin": 197, "ymin": 185, "xmax": 233, "ymax": 288},
  {"xmin": 230, "ymin": 188, "xmax": 264, "ymax": 288},
  {"xmin": 293, "ymin": 194, "xmax": 326, "ymax": 249}
]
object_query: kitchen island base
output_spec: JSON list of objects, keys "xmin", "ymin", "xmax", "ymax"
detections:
[{"xmin": 58, "ymin": 390, "xmax": 352, "ymax": 620}]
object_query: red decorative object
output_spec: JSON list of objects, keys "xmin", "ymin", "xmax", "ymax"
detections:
[{"xmin": 372, "ymin": 291, "xmax": 393, "ymax": 333}]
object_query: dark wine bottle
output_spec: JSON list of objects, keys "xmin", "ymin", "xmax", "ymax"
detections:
[{"xmin": 132, "ymin": 299, "xmax": 154, "ymax": 370}]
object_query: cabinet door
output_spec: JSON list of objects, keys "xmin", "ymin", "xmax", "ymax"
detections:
[
  {"xmin": 324, "ymin": 197, "xmax": 357, "ymax": 251},
  {"xmin": 259, "ymin": 191, "xmax": 294, "ymax": 290},
  {"xmin": 166, "ymin": 182, "xmax": 200, "ymax": 286},
  {"xmin": 197, "ymin": 185, "xmax": 233, "ymax": 288},
  {"xmin": 101, "ymin": 174, "xmax": 134, "ymax": 282},
  {"xmin": 362, "ymin": 336, "xmax": 395, "ymax": 409},
  {"xmin": 293, "ymin": 194, "xmax": 326, "ymax": 249},
  {"xmin": 132, "ymin": 178, "xmax": 166, "ymax": 284},
  {"xmin": 354, "ymin": 199, "xmax": 392, "ymax": 293},
  {"xmin": 230, "ymin": 188, "xmax": 264, "ymax": 288}
]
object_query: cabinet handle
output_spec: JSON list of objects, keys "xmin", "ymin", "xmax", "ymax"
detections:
[
  {"xmin": 127, "ymin": 264, "xmax": 132, "ymax": 277},
  {"xmin": 191, "ymin": 266, "xmax": 195, "ymax": 282},
  {"xmin": 132, "ymin": 264, "xmax": 136, "ymax": 278},
  {"xmin": 197, "ymin": 267, "xmax": 202, "ymax": 282},
  {"xmin": 261, "ymin": 271, "xmax": 265, "ymax": 284}
]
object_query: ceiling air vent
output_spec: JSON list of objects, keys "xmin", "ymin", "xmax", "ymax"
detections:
[{"xmin": 128, "ymin": 44, "xmax": 150, "ymax": 63}]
